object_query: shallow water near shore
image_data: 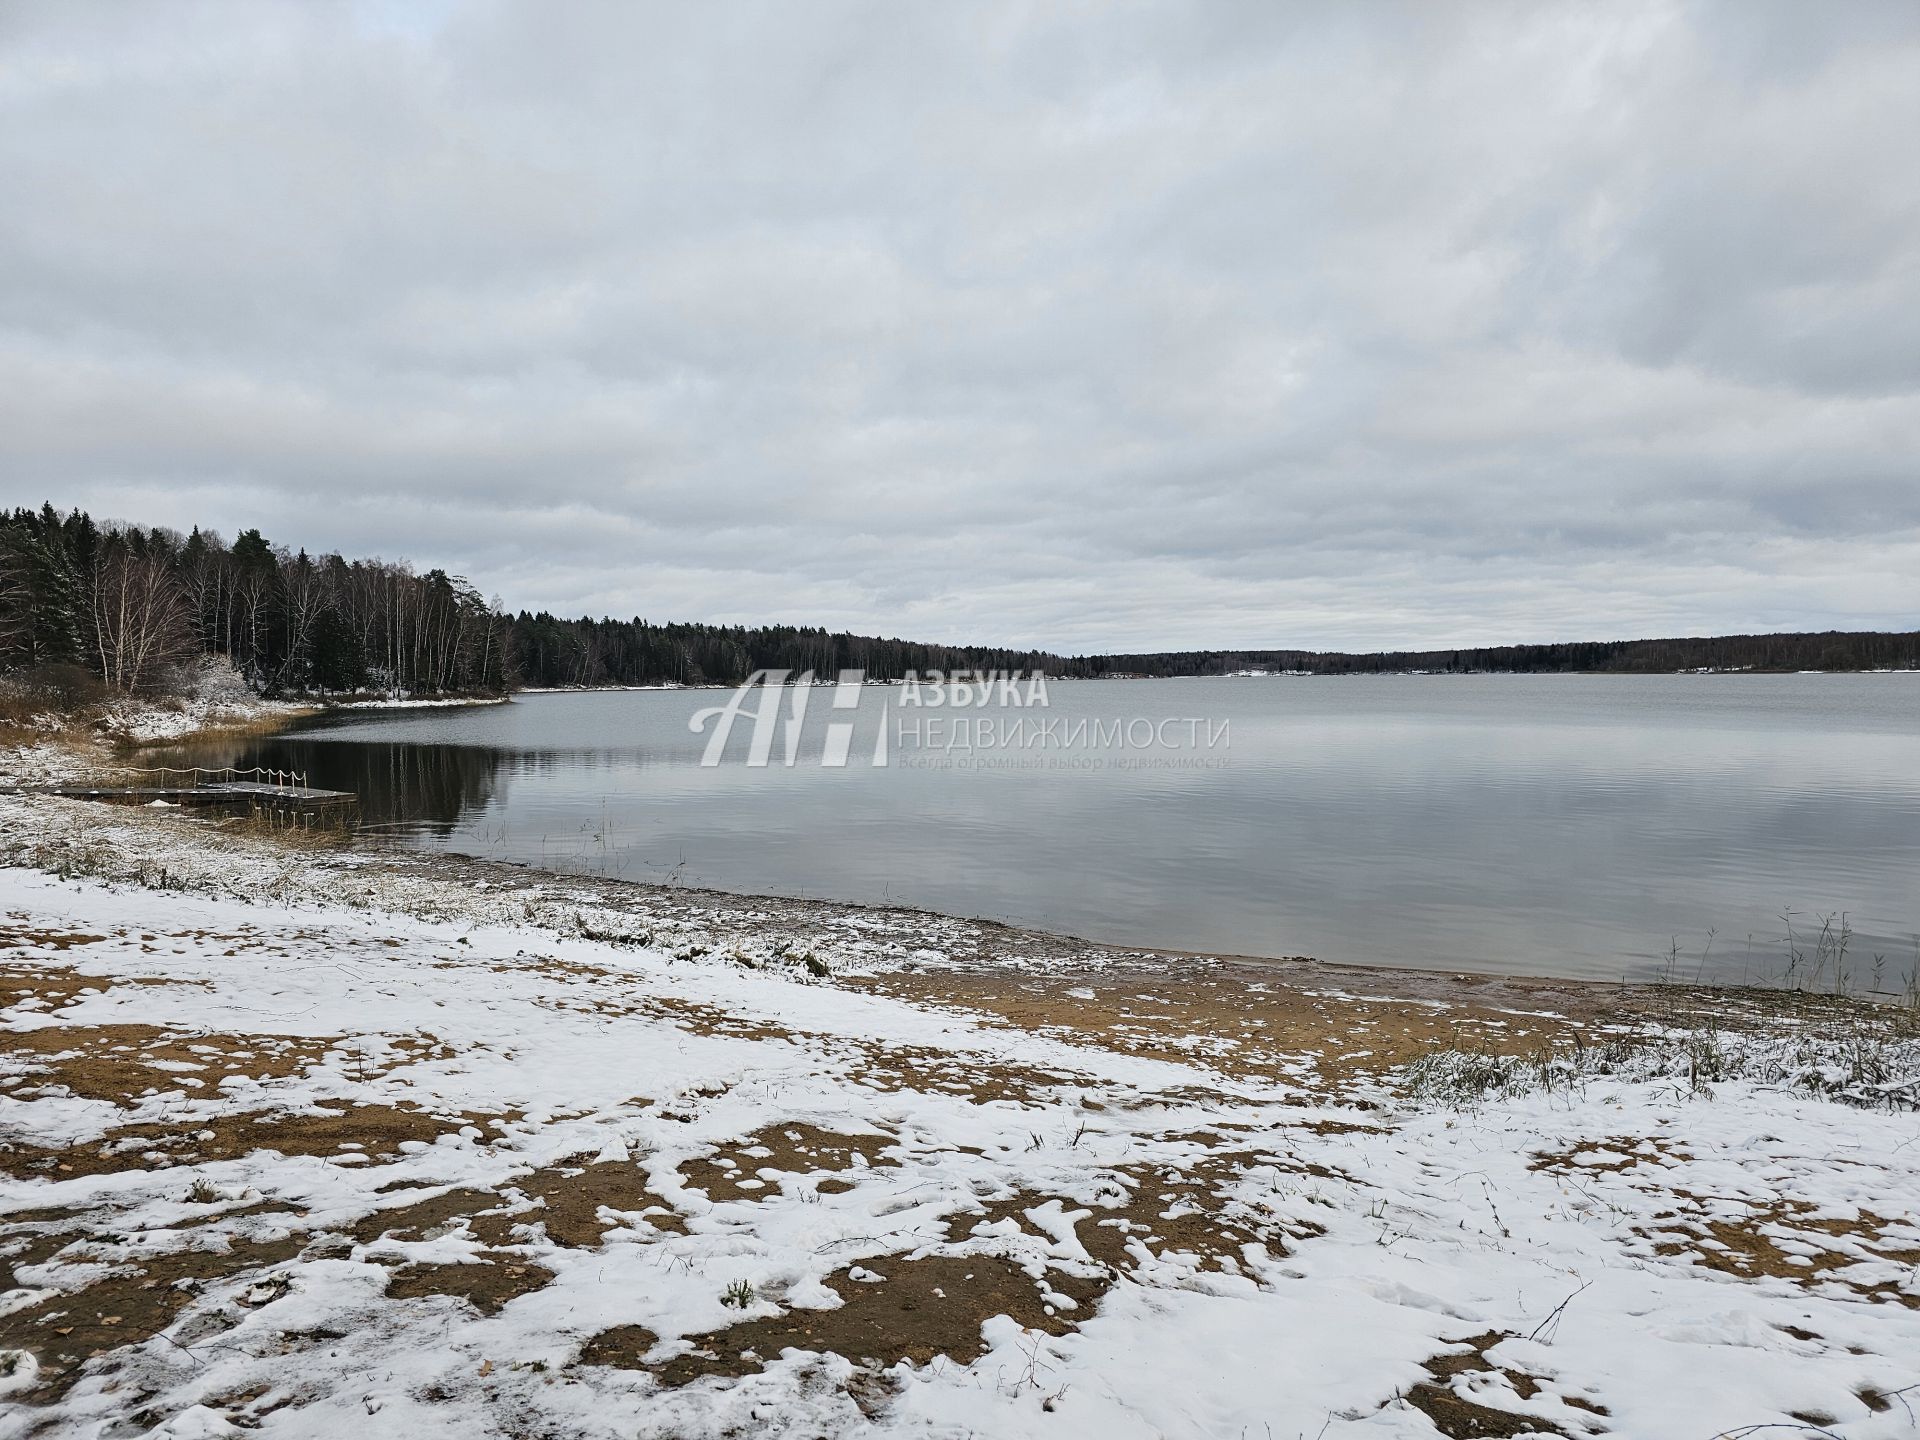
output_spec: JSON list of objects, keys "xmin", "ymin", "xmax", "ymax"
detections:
[{"xmin": 159, "ymin": 672, "xmax": 1920, "ymax": 984}]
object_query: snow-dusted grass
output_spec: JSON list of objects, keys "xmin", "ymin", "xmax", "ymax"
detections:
[
  {"xmin": 0, "ymin": 669, "xmax": 502, "ymax": 771},
  {"xmin": 85, "ymin": 659, "xmax": 316, "ymax": 746},
  {"xmin": 1403, "ymin": 1026, "xmax": 1920, "ymax": 1113},
  {"xmin": 93, "ymin": 694, "xmax": 313, "ymax": 746},
  {"xmin": 0, "ymin": 844, "xmax": 1916, "ymax": 1436}
]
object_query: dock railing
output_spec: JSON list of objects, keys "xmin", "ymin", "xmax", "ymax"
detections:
[{"xmin": 100, "ymin": 764, "xmax": 313, "ymax": 791}]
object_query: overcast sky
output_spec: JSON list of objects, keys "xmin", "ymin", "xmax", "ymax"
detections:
[{"xmin": 2, "ymin": 1, "xmax": 1916, "ymax": 652}]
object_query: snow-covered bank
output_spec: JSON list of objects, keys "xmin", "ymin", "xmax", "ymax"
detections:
[
  {"xmin": 0, "ymin": 691, "xmax": 510, "ymax": 784},
  {"xmin": 0, "ymin": 663, "xmax": 313, "ymax": 751},
  {"xmin": 325, "ymin": 695, "xmax": 513, "ymax": 710},
  {"xmin": 106, "ymin": 691, "xmax": 510, "ymax": 739},
  {"xmin": 517, "ymin": 684, "xmax": 698, "ymax": 693},
  {"xmin": 0, "ymin": 795, "xmax": 1917, "ymax": 1437},
  {"xmin": 97, "ymin": 695, "xmax": 314, "ymax": 746}
]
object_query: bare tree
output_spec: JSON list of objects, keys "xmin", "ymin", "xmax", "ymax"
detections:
[
  {"xmin": 178, "ymin": 539, "xmax": 229, "ymax": 656},
  {"xmin": 274, "ymin": 548, "xmax": 328, "ymax": 690},
  {"xmin": 0, "ymin": 533, "xmax": 30, "ymax": 664},
  {"xmin": 90, "ymin": 551, "xmax": 192, "ymax": 693}
]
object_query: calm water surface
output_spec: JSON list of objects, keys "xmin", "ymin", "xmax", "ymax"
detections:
[{"xmin": 176, "ymin": 675, "xmax": 1920, "ymax": 983}]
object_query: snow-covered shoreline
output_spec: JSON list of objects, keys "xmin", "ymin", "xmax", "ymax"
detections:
[
  {"xmin": 323, "ymin": 694, "xmax": 514, "ymax": 711},
  {"xmin": 2, "ymin": 725, "xmax": 1918, "ymax": 1437},
  {"xmin": 0, "ymin": 689, "xmax": 511, "ymax": 756}
]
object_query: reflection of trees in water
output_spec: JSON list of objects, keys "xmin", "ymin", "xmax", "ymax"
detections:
[
  {"xmin": 150, "ymin": 737, "xmax": 508, "ymax": 832},
  {"xmin": 498, "ymin": 750, "xmax": 651, "ymax": 779},
  {"xmin": 147, "ymin": 731, "xmax": 672, "ymax": 842},
  {"xmin": 303, "ymin": 743, "xmax": 507, "ymax": 831}
]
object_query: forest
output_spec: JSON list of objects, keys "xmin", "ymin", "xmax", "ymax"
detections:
[
  {"xmin": 1079, "ymin": 632, "xmax": 1920, "ymax": 677},
  {"xmin": 507, "ymin": 611, "xmax": 1068, "ymax": 689},
  {"xmin": 0, "ymin": 504, "xmax": 1067, "ymax": 698},
  {"xmin": 2, "ymin": 504, "xmax": 1914, "ymax": 701},
  {"xmin": 0, "ymin": 504, "xmax": 508, "ymax": 698}
]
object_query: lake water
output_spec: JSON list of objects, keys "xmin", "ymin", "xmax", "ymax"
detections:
[{"xmin": 177, "ymin": 674, "xmax": 1920, "ymax": 985}]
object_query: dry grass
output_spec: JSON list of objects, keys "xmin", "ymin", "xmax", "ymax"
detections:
[
  {"xmin": 582, "ymin": 1253, "xmax": 1108, "ymax": 1391},
  {"xmin": 115, "ymin": 707, "xmax": 317, "ymax": 750},
  {"xmin": 681, "ymin": 1123, "xmax": 898, "ymax": 1202},
  {"xmin": 1401, "ymin": 1011, "xmax": 1920, "ymax": 1112},
  {"xmin": 0, "ymin": 1230, "xmax": 308, "ymax": 1399}
]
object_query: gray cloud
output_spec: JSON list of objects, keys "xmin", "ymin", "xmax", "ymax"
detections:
[{"xmin": 2, "ymin": 0, "xmax": 1916, "ymax": 651}]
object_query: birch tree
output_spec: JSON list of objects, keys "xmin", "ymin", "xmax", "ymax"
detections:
[{"xmin": 90, "ymin": 550, "xmax": 192, "ymax": 693}]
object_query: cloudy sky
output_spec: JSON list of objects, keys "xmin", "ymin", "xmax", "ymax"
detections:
[{"xmin": 2, "ymin": 1, "xmax": 1916, "ymax": 652}]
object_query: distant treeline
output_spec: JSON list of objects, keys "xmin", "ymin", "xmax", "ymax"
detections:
[
  {"xmin": 513, "ymin": 619, "xmax": 1919, "ymax": 686},
  {"xmin": 0, "ymin": 504, "xmax": 507, "ymax": 696},
  {"xmin": 3, "ymin": 504, "xmax": 1913, "ymax": 700},
  {"xmin": 507, "ymin": 611, "xmax": 1067, "ymax": 689},
  {"xmin": 1077, "ymin": 632, "xmax": 1920, "ymax": 677}
]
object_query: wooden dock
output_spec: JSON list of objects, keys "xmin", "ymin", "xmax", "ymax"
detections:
[{"xmin": 22, "ymin": 766, "xmax": 357, "ymax": 820}]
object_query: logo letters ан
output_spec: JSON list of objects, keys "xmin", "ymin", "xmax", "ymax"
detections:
[{"xmin": 689, "ymin": 668, "xmax": 791, "ymax": 767}]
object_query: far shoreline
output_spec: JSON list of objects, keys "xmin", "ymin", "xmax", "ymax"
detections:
[{"xmin": 510, "ymin": 665, "xmax": 1920, "ymax": 695}]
